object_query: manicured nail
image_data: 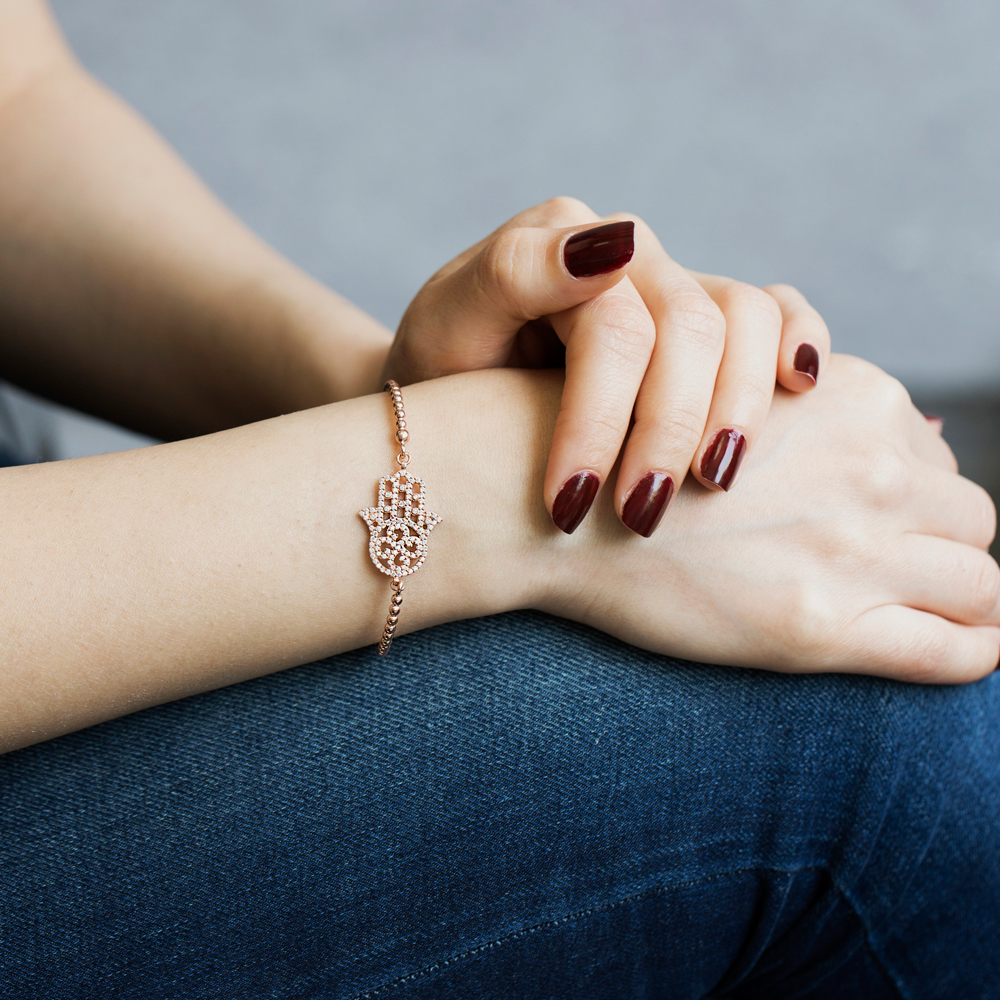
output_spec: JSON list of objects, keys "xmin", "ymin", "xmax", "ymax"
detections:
[
  {"xmin": 701, "ymin": 429, "xmax": 747, "ymax": 491},
  {"xmin": 793, "ymin": 343, "xmax": 820, "ymax": 384},
  {"xmin": 925, "ymin": 414, "xmax": 945, "ymax": 432},
  {"xmin": 563, "ymin": 221, "xmax": 635, "ymax": 278},
  {"xmin": 621, "ymin": 472, "xmax": 675, "ymax": 538},
  {"xmin": 552, "ymin": 471, "xmax": 601, "ymax": 534}
]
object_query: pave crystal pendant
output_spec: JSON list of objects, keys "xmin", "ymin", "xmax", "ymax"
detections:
[
  {"xmin": 361, "ymin": 380, "xmax": 442, "ymax": 655},
  {"xmin": 359, "ymin": 470, "xmax": 441, "ymax": 578}
]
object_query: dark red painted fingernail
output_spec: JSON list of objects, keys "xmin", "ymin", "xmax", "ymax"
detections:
[
  {"xmin": 793, "ymin": 343, "xmax": 820, "ymax": 384},
  {"xmin": 701, "ymin": 429, "xmax": 747, "ymax": 491},
  {"xmin": 563, "ymin": 221, "xmax": 635, "ymax": 278},
  {"xmin": 621, "ymin": 472, "xmax": 675, "ymax": 537},
  {"xmin": 552, "ymin": 471, "xmax": 600, "ymax": 534}
]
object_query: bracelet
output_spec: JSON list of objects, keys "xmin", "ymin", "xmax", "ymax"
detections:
[{"xmin": 359, "ymin": 380, "xmax": 441, "ymax": 655}]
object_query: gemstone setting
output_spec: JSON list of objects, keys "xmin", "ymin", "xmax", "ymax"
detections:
[{"xmin": 359, "ymin": 470, "xmax": 441, "ymax": 578}]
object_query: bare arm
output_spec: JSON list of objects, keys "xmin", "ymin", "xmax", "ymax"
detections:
[
  {"xmin": 0, "ymin": 367, "xmax": 560, "ymax": 752},
  {"xmin": 1, "ymin": 3, "xmax": 995, "ymax": 759},
  {"xmin": 0, "ymin": 0, "xmax": 391, "ymax": 439},
  {"xmin": 3, "ymin": 355, "xmax": 998, "ymax": 754}
]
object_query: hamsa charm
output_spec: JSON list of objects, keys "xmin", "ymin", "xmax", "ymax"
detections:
[{"xmin": 359, "ymin": 470, "xmax": 441, "ymax": 580}]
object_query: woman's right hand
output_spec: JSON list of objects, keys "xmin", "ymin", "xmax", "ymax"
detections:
[
  {"xmin": 385, "ymin": 198, "xmax": 829, "ymax": 539},
  {"xmin": 541, "ymin": 354, "xmax": 1000, "ymax": 682}
]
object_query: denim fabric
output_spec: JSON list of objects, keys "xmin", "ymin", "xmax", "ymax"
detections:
[
  {"xmin": 1, "ymin": 611, "xmax": 997, "ymax": 999},
  {"xmin": 0, "ymin": 443, "xmax": 22, "ymax": 467}
]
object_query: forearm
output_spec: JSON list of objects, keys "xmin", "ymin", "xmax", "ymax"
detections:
[
  {"xmin": 0, "ymin": 367, "xmax": 561, "ymax": 752},
  {"xmin": 0, "ymin": 3, "xmax": 391, "ymax": 438}
]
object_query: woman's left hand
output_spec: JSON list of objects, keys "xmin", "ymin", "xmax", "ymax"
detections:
[{"xmin": 384, "ymin": 197, "xmax": 829, "ymax": 537}]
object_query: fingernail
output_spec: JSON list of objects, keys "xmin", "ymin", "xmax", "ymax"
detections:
[
  {"xmin": 563, "ymin": 221, "xmax": 635, "ymax": 278},
  {"xmin": 621, "ymin": 471, "xmax": 675, "ymax": 537},
  {"xmin": 924, "ymin": 414, "xmax": 945, "ymax": 429},
  {"xmin": 701, "ymin": 429, "xmax": 747, "ymax": 491},
  {"xmin": 552, "ymin": 471, "xmax": 601, "ymax": 534},
  {"xmin": 793, "ymin": 343, "xmax": 820, "ymax": 384}
]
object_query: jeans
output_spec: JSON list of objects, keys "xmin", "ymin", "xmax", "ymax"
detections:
[{"xmin": 1, "ymin": 611, "xmax": 998, "ymax": 999}]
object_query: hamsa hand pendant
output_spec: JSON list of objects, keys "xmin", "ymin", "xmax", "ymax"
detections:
[{"xmin": 359, "ymin": 470, "xmax": 441, "ymax": 579}]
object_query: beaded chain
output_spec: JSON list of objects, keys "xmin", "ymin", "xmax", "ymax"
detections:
[{"xmin": 359, "ymin": 381, "xmax": 441, "ymax": 655}]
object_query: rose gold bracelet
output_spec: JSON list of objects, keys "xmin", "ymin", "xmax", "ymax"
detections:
[{"xmin": 359, "ymin": 380, "xmax": 441, "ymax": 655}]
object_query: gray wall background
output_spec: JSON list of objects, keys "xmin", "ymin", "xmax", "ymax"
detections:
[{"xmin": 7, "ymin": 0, "xmax": 1000, "ymax": 458}]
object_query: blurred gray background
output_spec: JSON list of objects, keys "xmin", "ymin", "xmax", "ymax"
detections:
[{"xmin": 3, "ymin": 0, "xmax": 1000, "ymax": 465}]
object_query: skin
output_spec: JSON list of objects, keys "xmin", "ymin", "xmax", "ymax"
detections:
[
  {"xmin": 1, "ymin": 1, "xmax": 826, "ymax": 518},
  {"xmin": 2, "ymin": 358, "xmax": 998, "ymax": 756},
  {"xmin": 0, "ymin": 0, "xmax": 393, "ymax": 438},
  {"xmin": 0, "ymin": 1, "xmax": 998, "ymax": 756},
  {"xmin": 385, "ymin": 200, "xmax": 832, "ymax": 529}
]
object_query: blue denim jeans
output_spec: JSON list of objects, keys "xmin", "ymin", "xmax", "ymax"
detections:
[{"xmin": 1, "ymin": 611, "xmax": 998, "ymax": 998}]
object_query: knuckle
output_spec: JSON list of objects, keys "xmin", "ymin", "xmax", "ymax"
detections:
[
  {"xmin": 864, "ymin": 613, "xmax": 956, "ymax": 683},
  {"xmin": 580, "ymin": 405, "xmax": 629, "ymax": 444},
  {"xmin": 627, "ymin": 214, "xmax": 659, "ymax": 250},
  {"xmin": 968, "ymin": 556, "xmax": 1000, "ymax": 620},
  {"xmin": 777, "ymin": 295, "xmax": 831, "ymax": 345},
  {"xmin": 666, "ymin": 292, "xmax": 727, "ymax": 354},
  {"xmin": 803, "ymin": 309, "xmax": 831, "ymax": 342},
  {"xmin": 956, "ymin": 657, "xmax": 1000, "ymax": 684},
  {"xmin": 898, "ymin": 615, "xmax": 997, "ymax": 684},
  {"xmin": 535, "ymin": 195, "xmax": 594, "ymax": 226},
  {"xmin": 939, "ymin": 442, "xmax": 960, "ymax": 475},
  {"xmin": 808, "ymin": 516, "xmax": 865, "ymax": 569},
  {"xmin": 833, "ymin": 355, "xmax": 896, "ymax": 399},
  {"xmin": 852, "ymin": 446, "xmax": 911, "ymax": 505},
  {"xmin": 873, "ymin": 372, "xmax": 913, "ymax": 415},
  {"xmin": 843, "ymin": 354, "xmax": 882, "ymax": 380},
  {"xmin": 908, "ymin": 627, "xmax": 955, "ymax": 682},
  {"xmin": 592, "ymin": 293, "xmax": 656, "ymax": 363},
  {"xmin": 781, "ymin": 583, "xmax": 843, "ymax": 660},
  {"xmin": 764, "ymin": 282, "xmax": 801, "ymax": 299},
  {"xmin": 605, "ymin": 210, "xmax": 647, "ymax": 231},
  {"xmin": 642, "ymin": 400, "xmax": 707, "ymax": 450},
  {"xmin": 722, "ymin": 282, "xmax": 784, "ymax": 328},
  {"xmin": 728, "ymin": 368, "xmax": 776, "ymax": 408},
  {"xmin": 477, "ymin": 230, "xmax": 532, "ymax": 315},
  {"xmin": 968, "ymin": 486, "xmax": 997, "ymax": 548}
]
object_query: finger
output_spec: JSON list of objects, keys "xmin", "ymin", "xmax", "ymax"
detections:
[
  {"xmin": 761, "ymin": 283, "xmax": 832, "ymax": 392},
  {"xmin": 390, "ymin": 221, "xmax": 635, "ymax": 383},
  {"xmin": 894, "ymin": 534, "xmax": 1000, "ymax": 625},
  {"xmin": 844, "ymin": 605, "xmax": 1000, "ymax": 683},
  {"xmin": 907, "ymin": 463, "xmax": 996, "ymax": 550},
  {"xmin": 687, "ymin": 274, "xmax": 784, "ymax": 492},
  {"xmin": 436, "ymin": 196, "xmax": 602, "ymax": 279},
  {"xmin": 909, "ymin": 407, "xmax": 958, "ymax": 472},
  {"xmin": 545, "ymin": 277, "xmax": 656, "ymax": 532},
  {"xmin": 594, "ymin": 217, "xmax": 728, "ymax": 534}
]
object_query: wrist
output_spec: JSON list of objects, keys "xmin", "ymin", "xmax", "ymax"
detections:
[{"xmin": 379, "ymin": 367, "xmax": 565, "ymax": 635}]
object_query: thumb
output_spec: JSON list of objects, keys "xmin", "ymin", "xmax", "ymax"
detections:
[{"xmin": 396, "ymin": 220, "xmax": 635, "ymax": 380}]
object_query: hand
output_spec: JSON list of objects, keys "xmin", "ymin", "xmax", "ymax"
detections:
[
  {"xmin": 384, "ymin": 197, "xmax": 829, "ymax": 538},
  {"xmin": 543, "ymin": 355, "xmax": 1000, "ymax": 682},
  {"xmin": 4, "ymin": 355, "xmax": 991, "ymax": 752}
]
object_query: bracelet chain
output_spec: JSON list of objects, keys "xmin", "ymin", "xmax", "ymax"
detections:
[{"xmin": 359, "ymin": 380, "xmax": 441, "ymax": 656}]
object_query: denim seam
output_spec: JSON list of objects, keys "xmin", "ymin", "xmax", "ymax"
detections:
[
  {"xmin": 352, "ymin": 865, "xmax": 823, "ymax": 1000},
  {"xmin": 821, "ymin": 770, "xmax": 943, "ymax": 1000},
  {"xmin": 346, "ymin": 833, "xmax": 837, "ymax": 971},
  {"xmin": 830, "ymin": 882, "xmax": 910, "ymax": 1000},
  {"xmin": 713, "ymin": 868, "xmax": 799, "ymax": 994}
]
